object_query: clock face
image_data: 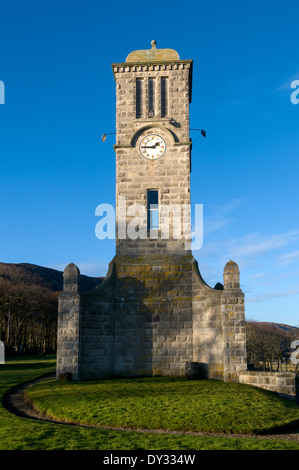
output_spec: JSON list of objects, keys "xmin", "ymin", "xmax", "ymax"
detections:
[{"xmin": 139, "ymin": 134, "xmax": 166, "ymax": 160}]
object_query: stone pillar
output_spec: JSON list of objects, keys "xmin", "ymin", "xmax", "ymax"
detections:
[
  {"xmin": 0, "ymin": 341, "xmax": 4, "ymax": 364},
  {"xmin": 56, "ymin": 263, "xmax": 81, "ymax": 380},
  {"xmin": 221, "ymin": 260, "xmax": 247, "ymax": 382}
]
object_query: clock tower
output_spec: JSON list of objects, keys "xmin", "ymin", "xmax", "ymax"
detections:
[
  {"xmin": 56, "ymin": 42, "xmax": 247, "ymax": 383},
  {"xmin": 112, "ymin": 40, "xmax": 192, "ymax": 255}
]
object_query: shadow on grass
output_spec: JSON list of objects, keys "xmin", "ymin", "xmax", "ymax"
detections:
[{"xmin": 1, "ymin": 356, "xmax": 56, "ymax": 371}]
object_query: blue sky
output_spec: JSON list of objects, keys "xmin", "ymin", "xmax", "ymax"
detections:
[{"xmin": 0, "ymin": 0, "xmax": 298, "ymax": 325}]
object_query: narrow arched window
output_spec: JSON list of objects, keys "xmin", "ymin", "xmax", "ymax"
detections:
[
  {"xmin": 161, "ymin": 77, "xmax": 169, "ymax": 117},
  {"xmin": 147, "ymin": 189, "xmax": 159, "ymax": 230},
  {"xmin": 148, "ymin": 78, "xmax": 156, "ymax": 117},
  {"xmin": 136, "ymin": 78, "xmax": 144, "ymax": 118}
]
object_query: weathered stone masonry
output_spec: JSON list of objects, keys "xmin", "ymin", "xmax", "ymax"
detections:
[
  {"xmin": 57, "ymin": 257, "xmax": 247, "ymax": 381},
  {"xmin": 239, "ymin": 371, "xmax": 296, "ymax": 401},
  {"xmin": 57, "ymin": 41, "xmax": 248, "ymax": 384}
]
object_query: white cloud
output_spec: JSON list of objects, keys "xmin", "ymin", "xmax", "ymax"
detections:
[
  {"xmin": 247, "ymin": 288, "xmax": 299, "ymax": 303},
  {"xmin": 275, "ymin": 71, "xmax": 299, "ymax": 92},
  {"xmin": 199, "ymin": 230, "xmax": 299, "ymax": 269},
  {"xmin": 277, "ymin": 249, "xmax": 299, "ymax": 266},
  {"xmin": 203, "ymin": 198, "xmax": 243, "ymax": 236},
  {"xmin": 228, "ymin": 230, "xmax": 299, "ymax": 259},
  {"xmin": 250, "ymin": 272, "xmax": 267, "ymax": 279}
]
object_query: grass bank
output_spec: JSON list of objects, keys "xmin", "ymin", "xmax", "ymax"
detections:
[
  {"xmin": 27, "ymin": 376, "xmax": 299, "ymax": 435},
  {"xmin": 0, "ymin": 356, "xmax": 299, "ymax": 450}
]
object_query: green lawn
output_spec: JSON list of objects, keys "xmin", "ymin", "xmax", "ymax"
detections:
[
  {"xmin": 1, "ymin": 356, "xmax": 299, "ymax": 450},
  {"xmin": 27, "ymin": 375, "xmax": 299, "ymax": 435}
]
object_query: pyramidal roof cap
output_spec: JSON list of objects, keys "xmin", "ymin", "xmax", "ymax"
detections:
[{"xmin": 126, "ymin": 40, "xmax": 180, "ymax": 63}]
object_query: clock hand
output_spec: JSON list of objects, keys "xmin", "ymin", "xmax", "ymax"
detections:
[{"xmin": 142, "ymin": 143, "xmax": 160, "ymax": 148}]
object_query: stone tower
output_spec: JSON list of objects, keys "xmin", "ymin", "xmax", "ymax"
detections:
[
  {"xmin": 56, "ymin": 42, "xmax": 247, "ymax": 382},
  {"xmin": 114, "ymin": 40, "xmax": 192, "ymax": 256}
]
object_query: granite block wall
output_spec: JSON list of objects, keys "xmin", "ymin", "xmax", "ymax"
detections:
[
  {"xmin": 56, "ymin": 256, "xmax": 248, "ymax": 381},
  {"xmin": 239, "ymin": 371, "xmax": 296, "ymax": 401}
]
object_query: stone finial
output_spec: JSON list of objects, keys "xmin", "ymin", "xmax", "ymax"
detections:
[
  {"xmin": 126, "ymin": 42, "xmax": 180, "ymax": 63},
  {"xmin": 223, "ymin": 260, "xmax": 240, "ymax": 290},
  {"xmin": 63, "ymin": 263, "xmax": 80, "ymax": 292}
]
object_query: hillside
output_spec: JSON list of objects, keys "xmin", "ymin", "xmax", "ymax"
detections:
[
  {"xmin": 0, "ymin": 262, "xmax": 104, "ymax": 293},
  {"xmin": 247, "ymin": 321, "xmax": 299, "ymax": 338},
  {"xmin": 0, "ymin": 262, "xmax": 104, "ymax": 354},
  {"xmin": 246, "ymin": 320, "xmax": 299, "ymax": 371}
]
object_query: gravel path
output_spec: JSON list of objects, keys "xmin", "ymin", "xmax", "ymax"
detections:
[{"xmin": 2, "ymin": 374, "xmax": 299, "ymax": 441}]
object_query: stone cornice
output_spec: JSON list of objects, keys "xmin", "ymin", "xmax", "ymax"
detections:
[
  {"xmin": 111, "ymin": 59, "xmax": 192, "ymax": 74},
  {"xmin": 111, "ymin": 60, "xmax": 193, "ymax": 103}
]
